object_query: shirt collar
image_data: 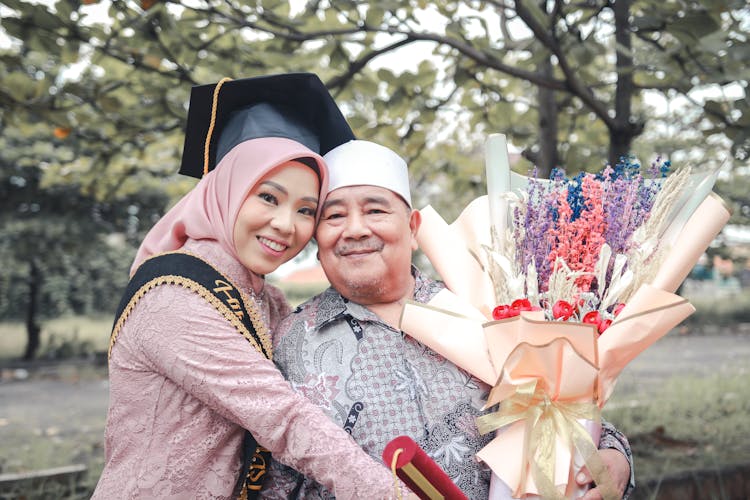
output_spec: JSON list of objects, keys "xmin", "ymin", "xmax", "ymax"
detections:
[{"xmin": 312, "ymin": 266, "xmax": 443, "ymax": 329}]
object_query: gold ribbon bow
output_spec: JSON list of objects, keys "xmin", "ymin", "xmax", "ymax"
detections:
[{"xmin": 476, "ymin": 380, "xmax": 619, "ymax": 500}]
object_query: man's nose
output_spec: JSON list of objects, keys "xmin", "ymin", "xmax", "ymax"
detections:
[{"xmin": 341, "ymin": 212, "xmax": 372, "ymax": 239}]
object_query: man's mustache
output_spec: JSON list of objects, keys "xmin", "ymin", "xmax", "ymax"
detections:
[{"xmin": 336, "ymin": 241, "xmax": 384, "ymax": 256}]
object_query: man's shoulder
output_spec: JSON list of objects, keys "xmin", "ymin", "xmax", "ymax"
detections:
[
  {"xmin": 274, "ymin": 287, "xmax": 352, "ymax": 350},
  {"xmin": 412, "ymin": 265, "xmax": 445, "ymax": 303},
  {"xmin": 277, "ymin": 287, "xmax": 338, "ymax": 330}
]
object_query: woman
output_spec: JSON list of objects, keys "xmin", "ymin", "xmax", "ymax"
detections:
[{"xmin": 93, "ymin": 75, "xmax": 404, "ymax": 499}]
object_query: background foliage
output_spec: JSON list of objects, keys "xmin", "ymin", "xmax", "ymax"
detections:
[{"xmin": 1, "ymin": 0, "xmax": 749, "ymax": 357}]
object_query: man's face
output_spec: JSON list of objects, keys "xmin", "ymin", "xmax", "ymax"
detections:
[{"xmin": 316, "ymin": 185, "xmax": 420, "ymax": 305}]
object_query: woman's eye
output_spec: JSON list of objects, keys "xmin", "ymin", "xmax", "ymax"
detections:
[
  {"xmin": 298, "ymin": 206, "xmax": 316, "ymax": 217},
  {"xmin": 259, "ymin": 192, "xmax": 277, "ymax": 204}
]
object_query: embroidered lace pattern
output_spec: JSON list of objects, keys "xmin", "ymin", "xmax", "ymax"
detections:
[
  {"xmin": 109, "ymin": 250, "xmax": 272, "ymax": 361},
  {"xmin": 92, "ymin": 239, "xmax": 401, "ymax": 500}
]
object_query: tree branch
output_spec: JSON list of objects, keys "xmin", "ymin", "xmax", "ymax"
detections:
[{"xmin": 513, "ymin": 0, "xmax": 614, "ymax": 128}]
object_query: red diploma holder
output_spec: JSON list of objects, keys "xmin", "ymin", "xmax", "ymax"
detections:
[{"xmin": 382, "ymin": 435, "xmax": 468, "ymax": 500}]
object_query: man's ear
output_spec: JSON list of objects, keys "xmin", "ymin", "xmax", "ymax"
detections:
[{"xmin": 409, "ymin": 209, "xmax": 421, "ymax": 250}]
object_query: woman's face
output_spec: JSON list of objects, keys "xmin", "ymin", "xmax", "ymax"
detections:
[{"xmin": 233, "ymin": 160, "xmax": 320, "ymax": 275}]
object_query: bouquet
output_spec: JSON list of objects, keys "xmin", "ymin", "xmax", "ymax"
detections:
[{"xmin": 399, "ymin": 134, "xmax": 731, "ymax": 499}]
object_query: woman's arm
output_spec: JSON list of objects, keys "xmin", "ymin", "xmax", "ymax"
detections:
[{"xmin": 131, "ymin": 284, "xmax": 401, "ymax": 499}]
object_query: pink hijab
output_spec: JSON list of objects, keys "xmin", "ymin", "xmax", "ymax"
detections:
[{"xmin": 131, "ymin": 137, "xmax": 328, "ymax": 275}]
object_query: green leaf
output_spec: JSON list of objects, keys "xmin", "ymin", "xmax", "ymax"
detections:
[
  {"xmin": 3, "ymin": 71, "xmax": 36, "ymax": 101},
  {"xmin": 60, "ymin": 40, "xmax": 81, "ymax": 65},
  {"xmin": 0, "ymin": 0, "xmax": 29, "ymax": 11},
  {"xmin": 704, "ymin": 100, "xmax": 727, "ymax": 116},
  {"xmin": 697, "ymin": 30, "xmax": 728, "ymax": 54},
  {"xmin": 632, "ymin": 15, "xmax": 663, "ymax": 32},
  {"xmin": 1, "ymin": 17, "xmax": 31, "ymax": 42},
  {"xmin": 54, "ymin": 0, "xmax": 74, "ymax": 20},
  {"xmin": 568, "ymin": 42, "xmax": 595, "ymax": 66},
  {"xmin": 667, "ymin": 11, "xmax": 721, "ymax": 43},
  {"xmin": 445, "ymin": 20, "xmax": 464, "ymax": 38},
  {"xmin": 365, "ymin": 6, "xmax": 385, "ymax": 26},
  {"xmin": 30, "ymin": 3, "xmax": 66, "ymax": 30}
]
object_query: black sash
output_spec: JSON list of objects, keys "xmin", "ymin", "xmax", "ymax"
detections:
[{"xmin": 111, "ymin": 252, "xmax": 271, "ymax": 499}]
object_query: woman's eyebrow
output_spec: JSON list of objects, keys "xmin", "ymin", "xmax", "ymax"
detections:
[
  {"xmin": 262, "ymin": 180, "xmax": 318, "ymax": 204},
  {"xmin": 260, "ymin": 180, "xmax": 286, "ymax": 194}
]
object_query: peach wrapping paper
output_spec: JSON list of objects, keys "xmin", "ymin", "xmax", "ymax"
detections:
[
  {"xmin": 478, "ymin": 334, "xmax": 601, "ymax": 498},
  {"xmin": 400, "ymin": 191, "xmax": 730, "ymax": 497},
  {"xmin": 418, "ymin": 198, "xmax": 495, "ymax": 317},
  {"xmin": 650, "ymin": 193, "xmax": 732, "ymax": 293},
  {"xmin": 401, "ymin": 287, "xmax": 694, "ymax": 496},
  {"xmin": 486, "ymin": 420, "xmax": 601, "ymax": 500}
]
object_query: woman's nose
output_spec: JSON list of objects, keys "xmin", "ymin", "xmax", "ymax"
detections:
[{"xmin": 270, "ymin": 208, "xmax": 294, "ymax": 234}]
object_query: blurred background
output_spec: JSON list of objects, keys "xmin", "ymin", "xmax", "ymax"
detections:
[{"xmin": 1, "ymin": 0, "xmax": 749, "ymax": 498}]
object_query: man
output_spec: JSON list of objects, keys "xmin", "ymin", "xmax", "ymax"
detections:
[{"xmin": 263, "ymin": 140, "xmax": 634, "ymax": 499}]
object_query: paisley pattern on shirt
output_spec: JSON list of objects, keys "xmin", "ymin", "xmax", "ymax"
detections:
[
  {"xmin": 263, "ymin": 266, "xmax": 635, "ymax": 499},
  {"xmin": 268, "ymin": 267, "xmax": 493, "ymax": 499}
]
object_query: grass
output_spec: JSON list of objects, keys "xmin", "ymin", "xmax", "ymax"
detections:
[
  {"xmin": 0, "ymin": 315, "xmax": 112, "ymax": 362},
  {"xmin": 603, "ymin": 368, "xmax": 750, "ymax": 483},
  {"xmin": 0, "ymin": 314, "xmax": 109, "ymax": 497},
  {"xmin": 0, "ymin": 284, "xmax": 327, "ymax": 362},
  {"xmin": 1, "ymin": 312, "xmax": 749, "ymax": 497},
  {"xmin": 682, "ymin": 289, "xmax": 750, "ymax": 327},
  {"xmin": 0, "ymin": 424, "xmax": 104, "ymax": 498}
]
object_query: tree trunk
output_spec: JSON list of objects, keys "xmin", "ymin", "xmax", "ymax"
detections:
[
  {"xmin": 23, "ymin": 259, "xmax": 42, "ymax": 361},
  {"xmin": 610, "ymin": 130, "xmax": 633, "ymax": 168},
  {"xmin": 537, "ymin": 53, "xmax": 559, "ymax": 178},
  {"xmin": 609, "ymin": 0, "xmax": 643, "ymax": 166}
]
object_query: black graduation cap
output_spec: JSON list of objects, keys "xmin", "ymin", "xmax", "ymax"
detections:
[{"xmin": 179, "ymin": 72, "xmax": 355, "ymax": 178}]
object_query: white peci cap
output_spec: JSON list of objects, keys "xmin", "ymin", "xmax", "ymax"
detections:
[{"xmin": 322, "ymin": 140, "xmax": 412, "ymax": 207}]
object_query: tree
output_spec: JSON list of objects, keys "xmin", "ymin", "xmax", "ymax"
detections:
[
  {"xmin": 0, "ymin": 119, "xmax": 170, "ymax": 359},
  {"xmin": 2, "ymin": 0, "xmax": 747, "ymax": 191},
  {"xmin": 284, "ymin": 0, "xmax": 750, "ymax": 174},
  {"xmin": 715, "ymin": 174, "xmax": 750, "ymax": 227},
  {"xmin": 0, "ymin": 0, "xmax": 184, "ymax": 357},
  {"xmin": 0, "ymin": 1, "xmax": 748, "ymax": 353}
]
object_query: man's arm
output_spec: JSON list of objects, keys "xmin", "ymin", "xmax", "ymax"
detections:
[{"xmin": 576, "ymin": 419, "xmax": 635, "ymax": 499}]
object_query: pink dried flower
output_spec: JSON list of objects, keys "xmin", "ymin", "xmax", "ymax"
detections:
[{"xmin": 546, "ymin": 175, "xmax": 607, "ymax": 291}]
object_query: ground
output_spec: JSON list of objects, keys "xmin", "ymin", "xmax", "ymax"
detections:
[{"xmin": 1, "ymin": 329, "xmax": 749, "ymax": 496}]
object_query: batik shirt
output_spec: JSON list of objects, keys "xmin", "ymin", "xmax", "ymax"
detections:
[{"xmin": 263, "ymin": 267, "xmax": 635, "ymax": 499}]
